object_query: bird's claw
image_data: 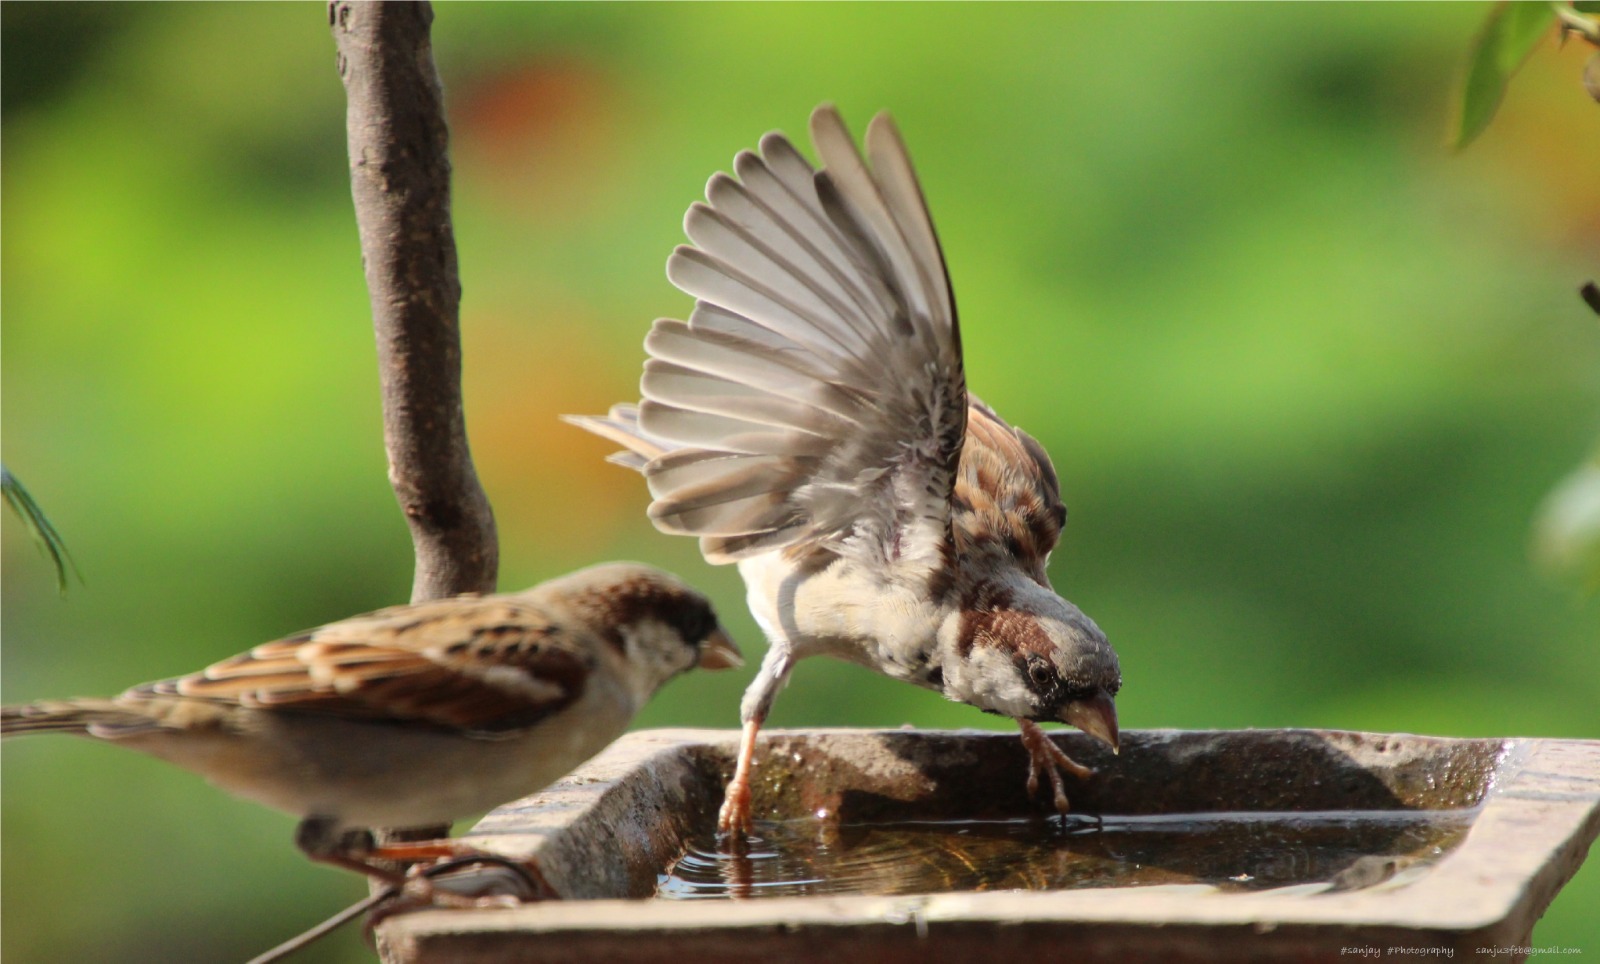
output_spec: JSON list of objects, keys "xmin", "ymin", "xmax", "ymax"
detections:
[
  {"xmin": 717, "ymin": 780, "xmax": 754, "ymax": 840},
  {"xmin": 1019, "ymin": 721, "xmax": 1093, "ymax": 815},
  {"xmin": 414, "ymin": 854, "xmax": 552, "ymax": 902},
  {"xmin": 364, "ymin": 854, "xmax": 553, "ymax": 934}
]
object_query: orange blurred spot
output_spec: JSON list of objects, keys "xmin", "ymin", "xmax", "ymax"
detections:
[
  {"xmin": 450, "ymin": 60, "xmax": 629, "ymax": 220},
  {"xmin": 463, "ymin": 303, "xmax": 646, "ymax": 556},
  {"xmin": 1475, "ymin": 34, "xmax": 1600, "ymax": 246}
]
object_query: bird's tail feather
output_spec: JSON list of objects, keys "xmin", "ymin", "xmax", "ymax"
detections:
[{"xmin": 1, "ymin": 700, "xmax": 151, "ymax": 737}]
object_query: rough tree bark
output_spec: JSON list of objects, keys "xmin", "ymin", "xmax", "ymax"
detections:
[
  {"xmin": 329, "ymin": 0, "xmax": 494, "ymax": 893},
  {"xmin": 330, "ymin": 0, "xmax": 497, "ymax": 605}
]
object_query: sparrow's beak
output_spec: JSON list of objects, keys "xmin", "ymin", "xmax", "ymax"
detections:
[
  {"xmin": 1060, "ymin": 689, "xmax": 1119, "ymax": 754},
  {"xmin": 697, "ymin": 627, "xmax": 744, "ymax": 670}
]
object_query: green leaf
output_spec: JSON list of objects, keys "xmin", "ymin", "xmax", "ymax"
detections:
[
  {"xmin": 1452, "ymin": 1, "xmax": 1558, "ymax": 150},
  {"xmin": 2, "ymin": 466, "xmax": 81, "ymax": 595},
  {"xmin": 1573, "ymin": 1, "xmax": 1600, "ymax": 13}
]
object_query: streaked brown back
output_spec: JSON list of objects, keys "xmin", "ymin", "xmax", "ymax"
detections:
[{"xmin": 949, "ymin": 398, "xmax": 1066, "ymax": 587}]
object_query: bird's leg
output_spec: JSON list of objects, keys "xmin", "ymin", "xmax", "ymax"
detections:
[
  {"xmin": 296, "ymin": 820, "xmax": 409, "ymax": 884},
  {"xmin": 294, "ymin": 818, "xmax": 552, "ymax": 908},
  {"xmin": 369, "ymin": 838, "xmax": 557, "ymax": 898},
  {"xmin": 717, "ymin": 717, "xmax": 763, "ymax": 838},
  {"xmin": 1017, "ymin": 720, "xmax": 1093, "ymax": 815},
  {"xmin": 363, "ymin": 838, "xmax": 473, "ymax": 864},
  {"xmin": 719, "ymin": 647, "xmax": 793, "ymax": 841}
]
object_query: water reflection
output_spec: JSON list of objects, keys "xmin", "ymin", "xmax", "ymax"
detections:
[{"xmin": 657, "ymin": 810, "xmax": 1471, "ymax": 900}]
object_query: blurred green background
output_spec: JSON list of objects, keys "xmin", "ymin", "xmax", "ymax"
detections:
[{"xmin": 3, "ymin": 3, "xmax": 1596, "ymax": 961}]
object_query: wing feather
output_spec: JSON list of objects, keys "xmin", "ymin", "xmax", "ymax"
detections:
[
  {"xmin": 574, "ymin": 105, "xmax": 967, "ymax": 578},
  {"xmin": 640, "ymin": 360, "xmax": 857, "ymax": 435},
  {"xmin": 129, "ymin": 595, "xmax": 592, "ymax": 734}
]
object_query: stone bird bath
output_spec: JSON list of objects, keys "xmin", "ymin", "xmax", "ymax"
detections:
[{"xmin": 374, "ymin": 728, "xmax": 1600, "ymax": 963}]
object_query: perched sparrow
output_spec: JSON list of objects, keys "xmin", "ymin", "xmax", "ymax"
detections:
[
  {"xmin": 2, "ymin": 562, "xmax": 742, "ymax": 887},
  {"xmin": 567, "ymin": 104, "xmax": 1122, "ymax": 836}
]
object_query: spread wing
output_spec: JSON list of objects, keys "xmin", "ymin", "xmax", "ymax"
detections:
[
  {"xmin": 126, "ymin": 595, "xmax": 593, "ymax": 735},
  {"xmin": 593, "ymin": 104, "xmax": 967, "ymax": 578}
]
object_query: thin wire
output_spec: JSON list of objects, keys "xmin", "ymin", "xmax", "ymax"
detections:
[
  {"xmin": 242, "ymin": 885, "xmax": 398, "ymax": 964},
  {"xmin": 240, "ymin": 855, "xmax": 549, "ymax": 964}
]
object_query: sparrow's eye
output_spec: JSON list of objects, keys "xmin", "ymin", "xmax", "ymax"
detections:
[{"xmin": 1025, "ymin": 656, "xmax": 1054, "ymax": 690}]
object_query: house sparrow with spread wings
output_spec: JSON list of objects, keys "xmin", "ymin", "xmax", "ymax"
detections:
[
  {"xmin": 1, "ymin": 562, "xmax": 741, "ymax": 892},
  {"xmin": 568, "ymin": 104, "xmax": 1121, "ymax": 837}
]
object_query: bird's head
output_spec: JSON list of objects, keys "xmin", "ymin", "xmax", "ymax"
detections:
[
  {"xmin": 940, "ymin": 578, "xmax": 1120, "ymax": 751},
  {"xmin": 543, "ymin": 562, "xmax": 743, "ymax": 696}
]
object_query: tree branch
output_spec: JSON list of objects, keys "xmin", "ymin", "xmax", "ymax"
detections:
[{"xmin": 331, "ymin": 0, "xmax": 497, "ymax": 604}]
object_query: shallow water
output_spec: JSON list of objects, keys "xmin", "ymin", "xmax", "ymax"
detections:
[{"xmin": 656, "ymin": 809, "xmax": 1473, "ymax": 900}]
